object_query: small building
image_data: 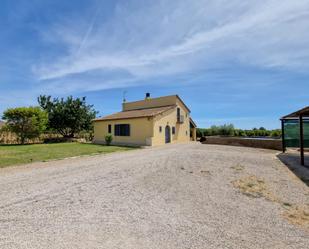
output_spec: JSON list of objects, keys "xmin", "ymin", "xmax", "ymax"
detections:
[
  {"xmin": 281, "ymin": 106, "xmax": 309, "ymax": 166},
  {"xmin": 93, "ymin": 94, "xmax": 197, "ymax": 146}
]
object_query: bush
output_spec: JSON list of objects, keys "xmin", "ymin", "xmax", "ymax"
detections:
[
  {"xmin": 105, "ymin": 134, "xmax": 113, "ymax": 145},
  {"xmin": 199, "ymin": 136, "xmax": 207, "ymax": 143}
]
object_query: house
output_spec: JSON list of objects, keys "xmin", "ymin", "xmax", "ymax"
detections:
[
  {"xmin": 93, "ymin": 94, "xmax": 197, "ymax": 146},
  {"xmin": 0, "ymin": 121, "xmax": 4, "ymax": 129}
]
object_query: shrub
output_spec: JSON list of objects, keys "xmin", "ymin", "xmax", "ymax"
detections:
[
  {"xmin": 199, "ymin": 136, "xmax": 207, "ymax": 143},
  {"xmin": 105, "ymin": 134, "xmax": 113, "ymax": 145}
]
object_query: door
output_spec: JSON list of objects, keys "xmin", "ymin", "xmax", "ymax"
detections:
[{"xmin": 165, "ymin": 125, "xmax": 171, "ymax": 143}]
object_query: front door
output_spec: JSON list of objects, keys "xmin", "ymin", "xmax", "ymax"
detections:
[{"xmin": 165, "ymin": 125, "xmax": 171, "ymax": 143}]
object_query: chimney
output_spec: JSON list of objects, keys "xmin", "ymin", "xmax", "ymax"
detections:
[{"xmin": 145, "ymin": 92, "xmax": 150, "ymax": 99}]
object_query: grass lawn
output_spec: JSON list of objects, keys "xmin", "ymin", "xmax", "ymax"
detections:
[{"xmin": 0, "ymin": 143, "xmax": 135, "ymax": 168}]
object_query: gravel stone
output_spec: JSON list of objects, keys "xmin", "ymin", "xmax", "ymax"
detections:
[{"xmin": 0, "ymin": 143, "xmax": 308, "ymax": 249}]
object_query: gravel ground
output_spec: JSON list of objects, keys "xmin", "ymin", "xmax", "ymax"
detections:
[{"xmin": 0, "ymin": 143, "xmax": 308, "ymax": 249}]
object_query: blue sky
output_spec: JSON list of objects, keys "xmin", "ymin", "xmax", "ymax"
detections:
[{"xmin": 1, "ymin": 0, "xmax": 309, "ymax": 129}]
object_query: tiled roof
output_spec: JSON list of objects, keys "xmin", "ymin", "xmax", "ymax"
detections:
[{"xmin": 93, "ymin": 105, "xmax": 176, "ymax": 121}]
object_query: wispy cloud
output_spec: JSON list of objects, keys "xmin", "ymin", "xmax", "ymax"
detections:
[
  {"xmin": 33, "ymin": 0, "xmax": 309, "ymax": 93},
  {"xmin": 2, "ymin": 0, "xmax": 309, "ymax": 127}
]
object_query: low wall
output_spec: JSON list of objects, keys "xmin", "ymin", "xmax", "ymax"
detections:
[{"xmin": 201, "ymin": 136, "xmax": 282, "ymax": 151}]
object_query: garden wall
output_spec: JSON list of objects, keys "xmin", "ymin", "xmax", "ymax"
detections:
[{"xmin": 201, "ymin": 136, "xmax": 282, "ymax": 151}]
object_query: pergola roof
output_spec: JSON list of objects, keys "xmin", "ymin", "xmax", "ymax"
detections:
[{"xmin": 281, "ymin": 106, "xmax": 309, "ymax": 119}]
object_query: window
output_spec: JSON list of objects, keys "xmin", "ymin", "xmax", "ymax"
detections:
[
  {"xmin": 172, "ymin": 127, "xmax": 176, "ymax": 134},
  {"xmin": 177, "ymin": 107, "xmax": 184, "ymax": 123},
  {"xmin": 114, "ymin": 124, "xmax": 130, "ymax": 136},
  {"xmin": 108, "ymin": 124, "xmax": 112, "ymax": 133},
  {"xmin": 186, "ymin": 131, "xmax": 188, "ymax": 135},
  {"xmin": 159, "ymin": 126, "xmax": 162, "ymax": 133}
]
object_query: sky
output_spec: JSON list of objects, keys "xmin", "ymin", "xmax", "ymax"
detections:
[{"xmin": 0, "ymin": 0, "xmax": 309, "ymax": 129}]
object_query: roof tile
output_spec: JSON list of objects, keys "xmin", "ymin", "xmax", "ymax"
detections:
[{"xmin": 93, "ymin": 105, "xmax": 175, "ymax": 121}]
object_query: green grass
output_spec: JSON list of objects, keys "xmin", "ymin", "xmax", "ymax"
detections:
[{"xmin": 0, "ymin": 143, "xmax": 135, "ymax": 168}]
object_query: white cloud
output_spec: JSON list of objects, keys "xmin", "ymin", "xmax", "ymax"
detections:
[{"xmin": 34, "ymin": 0, "xmax": 309, "ymax": 91}]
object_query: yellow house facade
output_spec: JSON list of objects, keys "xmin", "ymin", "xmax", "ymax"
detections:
[{"xmin": 93, "ymin": 94, "xmax": 197, "ymax": 146}]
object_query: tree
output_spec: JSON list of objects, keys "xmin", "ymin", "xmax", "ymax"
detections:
[
  {"xmin": 38, "ymin": 95, "xmax": 97, "ymax": 138},
  {"xmin": 270, "ymin": 129, "xmax": 282, "ymax": 138},
  {"xmin": 2, "ymin": 107, "xmax": 48, "ymax": 144},
  {"xmin": 219, "ymin": 124, "xmax": 235, "ymax": 136}
]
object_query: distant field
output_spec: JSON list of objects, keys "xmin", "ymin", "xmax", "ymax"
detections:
[{"xmin": 0, "ymin": 143, "xmax": 135, "ymax": 168}]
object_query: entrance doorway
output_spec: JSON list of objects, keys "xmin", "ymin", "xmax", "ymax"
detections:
[{"xmin": 165, "ymin": 125, "xmax": 171, "ymax": 143}]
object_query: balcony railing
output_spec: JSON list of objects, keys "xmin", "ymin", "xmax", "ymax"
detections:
[{"xmin": 177, "ymin": 115, "xmax": 184, "ymax": 124}]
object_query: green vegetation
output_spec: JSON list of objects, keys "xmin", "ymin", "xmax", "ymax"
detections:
[
  {"xmin": 2, "ymin": 107, "xmax": 48, "ymax": 144},
  {"xmin": 105, "ymin": 134, "xmax": 113, "ymax": 145},
  {"xmin": 0, "ymin": 143, "xmax": 134, "ymax": 168},
  {"xmin": 38, "ymin": 95, "xmax": 97, "ymax": 138},
  {"xmin": 197, "ymin": 124, "xmax": 281, "ymax": 138}
]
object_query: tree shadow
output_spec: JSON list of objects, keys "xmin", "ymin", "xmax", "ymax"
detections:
[{"xmin": 277, "ymin": 152, "xmax": 309, "ymax": 186}]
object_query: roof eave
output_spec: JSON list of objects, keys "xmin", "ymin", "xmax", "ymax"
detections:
[
  {"xmin": 93, "ymin": 105, "xmax": 176, "ymax": 122},
  {"xmin": 92, "ymin": 116, "xmax": 154, "ymax": 122},
  {"xmin": 190, "ymin": 118, "xmax": 197, "ymax": 127},
  {"xmin": 175, "ymin": 95, "xmax": 191, "ymax": 113}
]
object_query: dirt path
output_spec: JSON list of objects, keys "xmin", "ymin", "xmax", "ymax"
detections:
[{"xmin": 0, "ymin": 143, "xmax": 308, "ymax": 249}]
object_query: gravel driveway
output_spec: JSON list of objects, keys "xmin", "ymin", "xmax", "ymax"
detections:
[{"xmin": 0, "ymin": 143, "xmax": 308, "ymax": 249}]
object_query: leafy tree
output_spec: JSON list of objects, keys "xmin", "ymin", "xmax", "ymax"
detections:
[
  {"xmin": 2, "ymin": 107, "xmax": 48, "ymax": 144},
  {"xmin": 219, "ymin": 124, "xmax": 235, "ymax": 136},
  {"xmin": 38, "ymin": 95, "xmax": 97, "ymax": 138},
  {"xmin": 196, "ymin": 128, "xmax": 204, "ymax": 138},
  {"xmin": 197, "ymin": 124, "xmax": 281, "ymax": 138},
  {"xmin": 203, "ymin": 129, "xmax": 212, "ymax": 136},
  {"xmin": 270, "ymin": 129, "xmax": 282, "ymax": 138}
]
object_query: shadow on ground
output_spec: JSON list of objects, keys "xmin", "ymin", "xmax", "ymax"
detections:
[{"xmin": 277, "ymin": 153, "xmax": 309, "ymax": 186}]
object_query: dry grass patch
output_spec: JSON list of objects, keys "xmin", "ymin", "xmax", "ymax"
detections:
[
  {"xmin": 232, "ymin": 176, "xmax": 278, "ymax": 201},
  {"xmin": 231, "ymin": 165, "xmax": 245, "ymax": 172},
  {"xmin": 200, "ymin": 170, "xmax": 211, "ymax": 176},
  {"xmin": 233, "ymin": 176, "xmax": 309, "ymax": 230},
  {"xmin": 283, "ymin": 204, "xmax": 309, "ymax": 230}
]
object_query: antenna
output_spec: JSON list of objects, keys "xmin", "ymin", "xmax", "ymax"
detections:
[{"xmin": 123, "ymin": 90, "xmax": 127, "ymax": 103}]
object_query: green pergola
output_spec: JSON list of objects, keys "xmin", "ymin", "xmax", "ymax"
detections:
[{"xmin": 281, "ymin": 106, "xmax": 309, "ymax": 166}]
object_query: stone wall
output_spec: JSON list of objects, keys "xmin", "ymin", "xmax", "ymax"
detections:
[{"xmin": 201, "ymin": 136, "xmax": 282, "ymax": 151}]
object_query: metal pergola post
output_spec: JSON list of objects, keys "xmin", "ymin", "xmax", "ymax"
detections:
[
  {"xmin": 281, "ymin": 119, "xmax": 286, "ymax": 153},
  {"xmin": 299, "ymin": 115, "xmax": 305, "ymax": 166}
]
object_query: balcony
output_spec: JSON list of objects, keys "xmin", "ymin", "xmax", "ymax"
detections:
[{"xmin": 177, "ymin": 115, "xmax": 184, "ymax": 124}]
